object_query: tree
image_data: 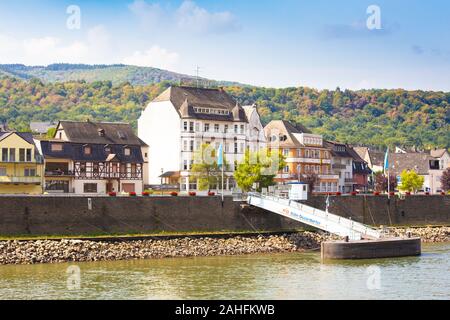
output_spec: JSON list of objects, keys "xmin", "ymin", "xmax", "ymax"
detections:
[
  {"xmin": 190, "ymin": 144, "xmax": 228, "ymax": 192},
  {"xmin": 441, "ymin": 168, "xmax": 450, "ymax": 192},
  {"xmin": 374, "ymin": 172, "xmax": 397, "ymax": 192},
  {"xmin": 46, "ymin": 127, "xmax": 56, "ymax": 138},
  {"xmin": 234, "ymin": 149, "xmax": 286, "ymax": 192},
  {"xmin": 398, "ymin": 170, "xmax": 424, "ymax": 193},
  {"xmin": 298, "ymin": 173, "xmax": 318, "ymax": 192}
]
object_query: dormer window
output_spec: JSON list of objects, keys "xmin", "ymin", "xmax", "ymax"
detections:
[
  {"xmin": 105, "ymin": 146, "xmax": 111, "ymax": 154},
  {"xmin": 98, "ymin": 129, "xmax": 105, "ymax": 137},
  {"xmin": 124, "ymin": 147, "xmax": 131, "ymax": 156},
  {"xmin": 84, "ymin": 146, "xmax": 91, "ymax": 155}
]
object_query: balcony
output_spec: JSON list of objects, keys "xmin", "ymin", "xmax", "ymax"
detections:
[
  {"xmin": 318, "ymin": 174, "xmax": 339, "ymax": 180},
  {"xmin": 45, "ymin": 170, "xmax": 75, "ymax": 177},
  {"xmin": 332, "ymin": 164, "xmax": 347, "ymax": 169},
  {"xmin": 0, "ymin": 176, "xmax": 41, "ymax": 184}
]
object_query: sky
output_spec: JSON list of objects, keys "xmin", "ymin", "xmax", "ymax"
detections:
[{"xmin": 0, "ymin": 0, "xmax": 449, "ymax": 90}]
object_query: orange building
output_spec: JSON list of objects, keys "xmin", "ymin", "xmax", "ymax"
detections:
[{"xmin": 264, "ymin": 120, "xmax": 339, "ymax": 193}]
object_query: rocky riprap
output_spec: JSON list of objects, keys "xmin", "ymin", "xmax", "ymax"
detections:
[
  {"xmin": 0, "ymin": 232, "xmax": 337, "ymax": 265},
  {"xmin": 0, "ymin": 227, "xmax": 448, "ymax": 265},
  {"xmin": 387, "ymin": 226, "xmax": 450, "ymax": 243}
]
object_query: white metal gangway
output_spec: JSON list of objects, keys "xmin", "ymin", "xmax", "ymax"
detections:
[{"xmin": 247, "ymin": 192, "xmax": 382, "ymax": 241}]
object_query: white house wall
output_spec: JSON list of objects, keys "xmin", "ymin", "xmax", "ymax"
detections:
[{"xmin": 138, "ymin": 100, "xmax": 181, "ymax": 185}]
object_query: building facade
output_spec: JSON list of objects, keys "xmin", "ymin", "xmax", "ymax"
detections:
[
  {"xmin": 264, "ymin": 120, "xmax": 339, "ymax": 193},
  {"xmin": 39, "ymin": 120, "xmax": 147, "ymax": 194},
  {"xmin": 138, "ymin": 86, "xmax": 266, "ymax": 193},
  {"xmin": 0, "ymin": 132, "xmax": 44, "ymax": 194},
  {"xmin": 324, "ymin": 141, "xmax": 356, "ymax": 193}
]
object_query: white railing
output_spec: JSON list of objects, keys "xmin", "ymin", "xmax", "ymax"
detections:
[{"xmin": 247, "ymin": 192, "xmax": 381, "ymax": 240}]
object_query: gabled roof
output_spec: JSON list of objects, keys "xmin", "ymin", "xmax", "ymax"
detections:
[
  {"xmin": 0, "ymin": 131, "xmax": 36, "ymax": 146},
  {"xmin": 369, "ymin": 151, "xmax": 386, "ymax": 167},
  {"xmin": 323, "ymin": 141, "xmax": 352, "ymax": 158},
  {"xmin": 430, "ymin": 148, "xmax": 448, "ymax": 158},
  {"xmin": 39, "ymin": 140, "xmax": 144, "ymax": 163},
  {"xmin": 388, "ymin": 153, "xmax": 433, "ymax": 176},
  {"xmin": 56, "ymin": 120, "xmax": 144, "ymax": 146},
  {"xmin": 264, "ymin": 120, "xmax": 312, "ymax": 148},
  {"xmin": 152, "ymin": 86, "xmax": 247, "ymax": 122}
]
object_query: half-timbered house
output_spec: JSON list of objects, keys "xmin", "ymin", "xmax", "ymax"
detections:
[{"xmin": 38, "ymin": 120, "xmax": 148, "ymax": 194}]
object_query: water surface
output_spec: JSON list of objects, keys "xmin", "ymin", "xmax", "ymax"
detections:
[{"xmin": 0, "ymin": 243, "xmax": 448, "ymax": 300}]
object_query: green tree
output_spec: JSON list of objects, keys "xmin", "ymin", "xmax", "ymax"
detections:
[
  {"xmin": 46, "ymin": 127, "xmax": 56, "ymax": 138},
  {"xmin": 399, "ymin": 170, "xmax": 425, "ymax": 193},
  {"xmin": 234, "ymin": 149, "xmax": 286, "ymax": 192},
  {"xmin": 190, "ymin": 144, "xmax": 228, "ymax": 192}
]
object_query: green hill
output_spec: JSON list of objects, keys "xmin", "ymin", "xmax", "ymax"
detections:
[
  {"xmin": 0, "ymin": 64, "xmax": 241, "ymax": 87},
  {"xmin": 0, "ymin": 74, "xmax": 448, "ymax": 150}
]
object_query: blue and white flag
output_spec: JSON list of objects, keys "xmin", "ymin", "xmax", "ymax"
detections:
[
  {"xmin": 384, "ymin": 148, "xmax": 389, "ymax": 173},
  {"xmin": 217, "ymin": 144, "xmax": 223, "ymax": 167}
]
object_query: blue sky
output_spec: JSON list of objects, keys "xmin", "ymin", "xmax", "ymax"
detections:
[{"xmin": 0, "ymin": 0, "xmax": 449, "ymax": 90}]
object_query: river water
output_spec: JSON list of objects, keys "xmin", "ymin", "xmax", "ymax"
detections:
[{"xmin": 0, "ymin": 242, "xmax": 448, "ymax": 300}]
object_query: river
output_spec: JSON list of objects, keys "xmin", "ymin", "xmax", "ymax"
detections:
[{"xmin": 0, "ymin": 242, "xmax": 448, "ymax": 300}]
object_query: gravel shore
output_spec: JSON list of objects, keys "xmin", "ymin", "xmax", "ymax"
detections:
[{"xmin": 0, "ymin": 227, "xmax": 448, "ymax": 265}]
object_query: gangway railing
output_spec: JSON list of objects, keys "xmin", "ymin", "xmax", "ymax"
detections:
[{"xmin": 247, "ymin": 192, "xmax": 381, "ymax": 241}]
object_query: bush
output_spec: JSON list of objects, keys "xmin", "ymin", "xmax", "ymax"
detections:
[
  {"xmin": 108, "ymin": 192, "xmax": 117, "ymax": 197},
  {"xmin": 170, "ymin": 192, "xmax": 178, "ymax": 197}
]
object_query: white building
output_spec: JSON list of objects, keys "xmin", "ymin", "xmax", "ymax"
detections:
[
  {"xmin": 39, "ymin": 120, "xmax": 148, "ymax": 194},
  {"xmin": 324, "ymin": 141, "xmax": 355, "ymax": 193},
  {"xmin": 138, "ymin": 86, "xmax": 266, "ymax": 192}
]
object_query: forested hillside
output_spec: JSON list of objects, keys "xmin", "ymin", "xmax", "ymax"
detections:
[
  {"xmin": 0, "ymin": 64, "xmax": 240, "ymax": 86},
  {"xmin": 0, "ymin": 76, "xmax": 448, "ymax": 149}
]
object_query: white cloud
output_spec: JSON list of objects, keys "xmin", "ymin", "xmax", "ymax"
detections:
[
  {"xmin": 176, "ymin": 0, "xmax": 240, "ymax": 34},
  {"xmin": 128, "ymin": 0, "xmax": 164, "ymax": 28},
  {"xmin": 128, "ymin": 0, "xmax": 241, "ymax": 34},
  {"xmin": 0, "ymin": 25, "xmax": 111, "ymax": 65},
  {"xmin": 123, "ymin": 45, "xmax": 180, "ymax": 69}
]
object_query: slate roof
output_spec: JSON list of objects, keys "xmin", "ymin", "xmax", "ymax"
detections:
[
  {"xmin": 323, "ymin": 141, "xmax": 353, "ymax": 158},
  {"xmin": 264, "ymin": 120, "xmax": 312, "ymax": 148},
  {"xmin": 30, "ymin": 122, "xmax": 56, "ymax": 134},
  {"xmin": 387, "ymin": 153, "xmax": 433, "ymax": 176},
  {"xmin": 57, "ymin": 120, "xmax": 145, "ymax": 146},
  {"xmin": 39, "ymin": 141, "xmax": 144, "ymax": 163},
  {"xmin": 153, "ymin": 86, "xmax": 248, "ymax": 122},
  {"xmin": 347, "ymin": 147, "xmax": 372, "ymax": 174},
  {"xmin": 0, "ymin": 131, "xmax": 36, "ymax": 146}
]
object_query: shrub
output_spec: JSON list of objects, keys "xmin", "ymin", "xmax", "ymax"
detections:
[
  {"xmin": 170, "ymin": 192, "xmax": 178, "ymax": 197},
  {"xmin": 108, "ymin": 192, "xmax": 117, "ymax": 197}
]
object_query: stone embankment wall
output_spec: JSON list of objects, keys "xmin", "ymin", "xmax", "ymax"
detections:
[{"xmin": 0, "ymin": 195, "xmax": 448, "ymax": 237}]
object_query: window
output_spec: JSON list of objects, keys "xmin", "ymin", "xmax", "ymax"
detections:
[
  {"xmin": 19, "ymin": 149, "xmax": 25, "ymax": 162},
  {"xmin": 124, "ymin": 147, "xmax": 131, "ymax": 156},
  {"xmin": 297, "ymin": 149, "xmax": 302, "ymax": 157},
  {"xmin": 214, "ymin": 124, "xmax": 220, "ymax": 133},
  {"xmin": 189, "ymin": 122, "xmax": 194, "ymax": 132},
  {"xmin": 195, "ymin": 123, "xmax": 200, "ymax": 132},
  {"xmin": 283, "ymin": 149, "xmax": 289, "ymax": 157},
  {"xmin": 283, "ymin": 165, "xmax": 289, "ymax": 173},
  {"xmin": 183, "ymin": 160, "xmax": 188, "ymax": 170},
  {"xmin": 234, "ymin": 142, "xmax": 238, "ymax": 154},
  {"xmin": 1, "ymin": 148, "xmax": 8, "ymax": 162},
  {"xmin": 24, "ymin": 168, "xmax": 36, "ymax": 177},
  {"xmin": 51, "ymin": 143, "xmax": 63, "ymax": 152},
  {"xmin": 0, "ymin": 167, "xmax": 6, "ymax": 176},
  {"xmin": 84, "ymin": 146, "xmax": 91, "ymax": 155},
  {"xmin": 190, "ymin": 140, "xmax": 194, "ymax": 152},
  {"xmin": 26, "ymin": 149, "xmax": 32, "ymax": 162},
  {"xmin": 204, "ymin": 123, "xmax": 210, "ymax": 132},
  {"xmin": 234, "ymin": 125, "xmax": 238, "ymax": 133},
  {"xmin": 183, "ymin": 140, "xmax": 188, "ymax": 151},
  {"xmin": 324, "ymin": 151, "xmax": 329, "ymax": 159},
  {"xmin": 224, "ymin": 125, "xmax": 228, "ymax": 133},
  {"xmin": 9, "ymin": 148, "xmax": 15, "ymax": 162},
  {"xmin": 105, "ymin": 146, "xmax": 111, "ymax": 154},
  {"xmin": 83, "ymin": 183, "xmax": 97, "ymax": 193},
  {"xmin": 240, "ymin": 125, "xmax": 245, "ymax": 134},
  {"xmin": 183, "ymin": 121, "xmax": 188, "ymax": 131},
  {"xmin": 239, "ymin": 143, "xmax": 244, "ymax": 153},
  {"xmin": 196, "ymin": 141, "xmax": 201, "ymax": 151}
]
